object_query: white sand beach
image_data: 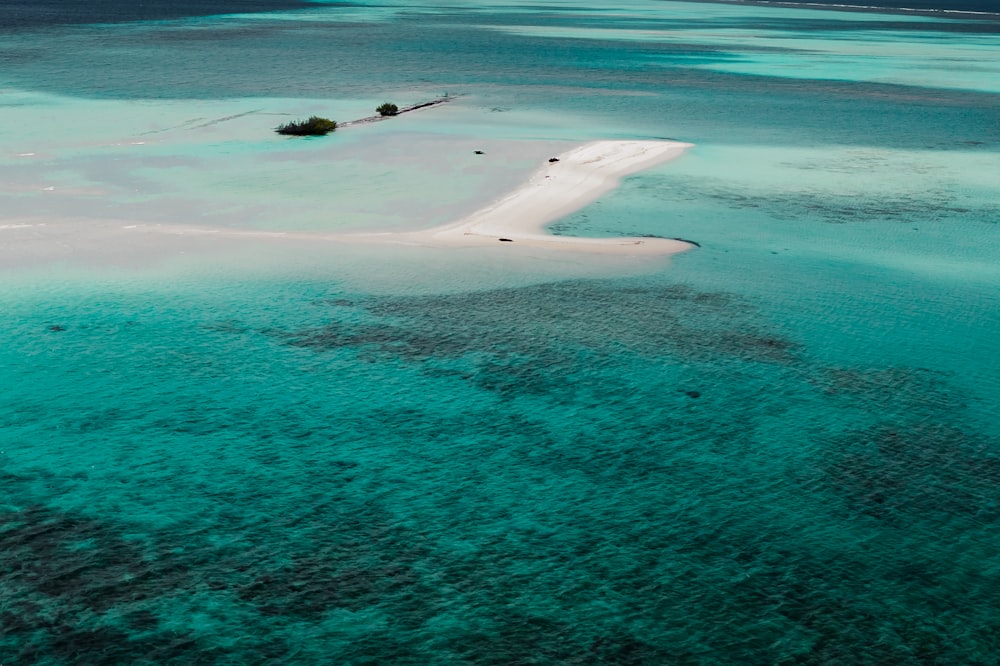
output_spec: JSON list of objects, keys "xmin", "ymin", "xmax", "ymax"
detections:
[
  {"xmin": 0, "ymin": 139, "xmax": 694, "ymax": 268},
  {"xmin": 138, "ymin": 139, "xmax": 695, "ymax": 255},
  {"xmin": 407, "ymin": 139, "xmax": 694, "ymax": 254}
]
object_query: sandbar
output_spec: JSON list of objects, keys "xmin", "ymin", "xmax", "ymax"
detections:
[
  {"xmin": 2, "ymin": 140, "xmax": 696, "ymax": 265},
  {"xmin": 399, "ymin": 139, "xmax": 695, "ymax": 255},
  {"xmin": 119, "ymin": 139, "xmax": 694, "ymax": 256}
]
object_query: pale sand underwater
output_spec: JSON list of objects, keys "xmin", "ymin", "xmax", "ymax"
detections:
[
  {"xmin": 1, "ymin": 140, "xmax": 695, "ymax": 265},
  {"xmin": 419, "ymin": 140, "xmax": 694, "ymax": 254}
]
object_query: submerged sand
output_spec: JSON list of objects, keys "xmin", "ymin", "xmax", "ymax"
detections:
[
  {"xmin": 1, "ymin": 140, "xmax": 694, "ymax": 267},
  {"xmin": 409, "ymin": 139, "xmax": 694, "ymax": 254},
  {"xmin": 143, "ymin": 139, "xmax": 694, "ymax": 255}
]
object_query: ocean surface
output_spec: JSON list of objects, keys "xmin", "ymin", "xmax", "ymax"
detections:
[
  {"xmin": 1, "ymin": 0, "xmax": 999, "ymax": 663},
  {"xmin": 718, "ymin": 0, "xmax": 1000, "ymax": 15}
]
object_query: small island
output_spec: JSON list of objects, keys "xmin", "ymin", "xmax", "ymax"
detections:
[
  {"xmin": 376, "ymin": 102, "xmax": 399, "ymax": 117},
  {"xmin": 276, "ymin": 97, "xmax": 454, "ymax": 135},
  {"xmin": 338, "ymin": 96, "xmax": 454, "ymax": 128},
  {"xmin": 275, "ymin": 116, "xmax": 337, "ymax": 136}
]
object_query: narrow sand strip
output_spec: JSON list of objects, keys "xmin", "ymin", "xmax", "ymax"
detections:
[
  {"xmin": 398, "ymin": 139, "xmax": 695, "ymax": 255},
  {"xmin": 102, "ymin": 140, "xmax": 694, "ymax": 257}
]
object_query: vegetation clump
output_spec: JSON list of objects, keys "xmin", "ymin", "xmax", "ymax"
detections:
[
  {"xmin": 276, "ymin": 116, "xmax": 337, "ymax": 136},
  {"xmin": 376, "ymin": 102, "xmax": 399, "ymax": 117}
]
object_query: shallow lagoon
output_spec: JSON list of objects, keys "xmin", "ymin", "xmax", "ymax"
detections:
[{"xmin": 1, "ymin": 0, "xmax": 999, "ymax": 662}]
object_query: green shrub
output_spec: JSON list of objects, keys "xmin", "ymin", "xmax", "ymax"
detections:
[
  {"xmin": 275, "ymin": 116, "xmax": 337, "ymax": 136},
  {"xmin": 376, "ymin": 102, "xmax": 399, "ymax": 117}
]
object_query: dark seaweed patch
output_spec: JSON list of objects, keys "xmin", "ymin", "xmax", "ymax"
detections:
[
  {"xmin": 0, "ymin": 505, "xmax": 148, "ymax": 613},
  {"xmin": 124, "ymin": 609, "xmax": 161, "ymax": 632},
  {"xmin": 0, "ymin": 497, "xmax": 311, "ymax": 662},
  {"xmin": 279, "ymin": 281, "xmax": 798, "ymax": 391},
  {"xmin": 825, "ymin": 423, "xmax": 1000, "ymax": 525},
  {"xmin": 813, "ymin": 366, "xmax": 961, "ymax": 414},
  {"xmin": 469, "ymin": 356, "xmax": 568, "ymax": 398},
  {"xmin": 239, "ymin": 557, "xmax": 416, "ymax": 617},
  {"xmin": 0, "ymin": 494, "xmax": 431, "ymax": 661}
]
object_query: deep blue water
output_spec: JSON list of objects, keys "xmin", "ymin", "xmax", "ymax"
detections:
[
  {"xmin": 2, "ymin": 0, "xmax": 997, "ymax": 29},
  {"xmin": 715, "ymin": 0, "xmax": 1000, "ymax": 14},
  {"xmin": 0, "ymin": 0, "xmax": 316, "ymax": 30}
]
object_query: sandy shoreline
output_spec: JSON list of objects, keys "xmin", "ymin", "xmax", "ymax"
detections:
[
  {"xmin": 135, "ymin": 139, "xmax": 695, "ymax": 255},
  {"xmin": 1, "ymin": 140, "xmax": 695, "ymax": 264},
  {"xmin": 116, "ymin": 139, "xmax": 694, "ymax": 255},
  {"xmin": 358, "ymin": 139, "xmax": 694, "ymax": 255}
]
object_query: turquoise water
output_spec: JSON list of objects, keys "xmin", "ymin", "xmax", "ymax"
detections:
[{"xmin": 2, "ymin": 0, "xmax": 999, "ymax": 662}]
